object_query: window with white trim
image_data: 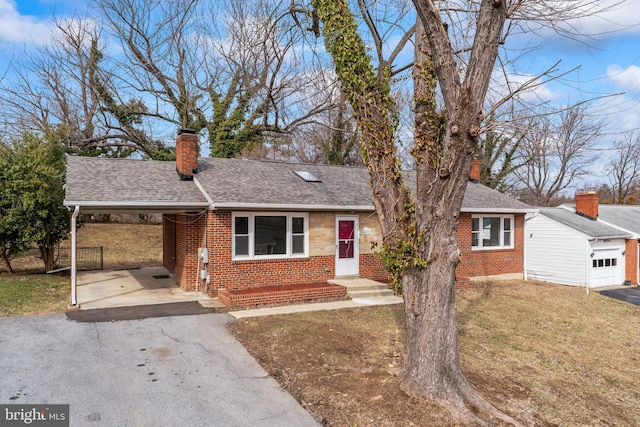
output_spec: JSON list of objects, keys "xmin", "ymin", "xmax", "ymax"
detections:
[
  {"xmin": 471, "ymin": 215, "xmax": 514, "ymax": 249},
  {"xmin": 232, "ymin": 212, "xmax": 308, "ymax": 259}
]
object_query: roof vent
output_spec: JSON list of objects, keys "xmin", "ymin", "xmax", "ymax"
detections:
[{"xmin": 294, "ymin": 170, "xmax": 321, "ymax": 182}]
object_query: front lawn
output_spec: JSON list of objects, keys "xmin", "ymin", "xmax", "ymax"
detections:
[{"xmin": 229, "ymin": 280, "xmax": 640, "ymax": 426}]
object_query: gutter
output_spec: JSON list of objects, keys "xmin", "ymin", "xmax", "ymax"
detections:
[
  {"xmin": 461, "ymin": 207, "xmax": 538, "ymax": 214},
  {"xmin": 523, "ymin": 212, "xmax": 538, "ymax": 281},
  {"xmin": 586, "ymin": 240, "xmax": 591, "ymax": 295},
  {"xmin": 211, "ymin": 202, "xmax": 377, "ymax": 212},
  {"xmin": 63, "ymin": 200, "xmax": 210, "ymax": 209}
]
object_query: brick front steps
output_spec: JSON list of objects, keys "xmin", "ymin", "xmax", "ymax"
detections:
[
  {"xmin": 455, "ymin": 276, "xmax": 471, "ymax": 289},
  {"xmin": 217, "ymin": 283, "xmax": 348, "ymax": 308}
]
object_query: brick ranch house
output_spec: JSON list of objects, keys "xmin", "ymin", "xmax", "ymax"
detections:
[{"xmin": 63, "ymin": 129, "xmax": 534, "ymax": 307}]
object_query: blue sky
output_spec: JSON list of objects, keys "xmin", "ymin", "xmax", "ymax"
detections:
[{"xmin": 2, "ymin": 0, "xmax": 640, "ymax": 166}]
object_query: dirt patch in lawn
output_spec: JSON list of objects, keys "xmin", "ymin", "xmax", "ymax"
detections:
[{"xmin": 228, "ymin": 280, "xmax": 640, "ymax": 426}]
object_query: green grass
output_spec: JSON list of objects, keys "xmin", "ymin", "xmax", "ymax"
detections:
[
  {"xmin": 1, "ymin": 223, "xmax": 164, "ymax": 317},
  {"xmin": 0, "ymin": 274, "xmax": 69, "ymax": 317}
]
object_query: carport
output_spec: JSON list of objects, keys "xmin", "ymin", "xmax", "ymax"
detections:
[
  {"xmin": 76, "ymin": 266, "xmax": 211, "ymax": 310},
  {"xmin": 63, "ymin": 156, "xmax": 212, "ymax": 307}
]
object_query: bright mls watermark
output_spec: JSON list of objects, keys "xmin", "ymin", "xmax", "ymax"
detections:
[{"xmin": 0, "ymin": 405, "xmax": 69, "ymax": 426}]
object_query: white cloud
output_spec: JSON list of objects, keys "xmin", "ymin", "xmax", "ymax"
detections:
[
  {"xmin": 597, "ymin": 93, "xmax": 640, "ymax": 132},
  {"xmin": 607, "ymin": 64, "xmax": 640, "ymax": 91},
  {"xmin": 569, "ymin": 0, "xmax": 640, "ymax": 37},
  {"xmin": 0, "ymin": 0, "xmax": 55, "ymax": 46}
]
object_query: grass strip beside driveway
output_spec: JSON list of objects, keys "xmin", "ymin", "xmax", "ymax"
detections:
[{"xmin": 0, "ymin": 275, "xmax": 68, "ymax": 318}]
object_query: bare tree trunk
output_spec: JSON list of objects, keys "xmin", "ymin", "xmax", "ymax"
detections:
[
  {"xmin": 401, "ymin": 20, "xmax": 473, "ymax": 409},
  {"xmin": 39, "ymin": 244, "xmax": 56, "ymax": 273},
  {"xmin": 1, "ymin": 247, "xmax": 14, "ymax": 274},
  {"xmin": 312, "ymin": 0, "xmax": 522, "ymax": 423},
  {"xmin": 402, "ymin": 267, "xmax": 467, "ymax": 406},
  {"xmin": 405, "ymin": 5, "xmax": 522, "ymax": 423},
  {"xmin": 402, "ymin": 163, "xmax": 486, "ymax": 421}
]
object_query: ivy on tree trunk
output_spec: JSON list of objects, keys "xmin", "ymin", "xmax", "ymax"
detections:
[{"xmin": 311, "ymin": 0, "xmax": 521, "ymax": 424}]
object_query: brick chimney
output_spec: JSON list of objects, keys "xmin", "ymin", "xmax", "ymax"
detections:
[
  {"xmin": 469, "ymin": 158, "xmax": 481, "ymax": 182},
  {"xmin": 176, "ymin": 128, "xmax": 198, "ymax": 180},
  {"xmin": 575, "ymin": 191, "xmax": 599, "ymax": 220}
]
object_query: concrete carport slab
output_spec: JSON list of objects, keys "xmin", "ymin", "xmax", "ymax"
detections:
[
  {"xmin": 76, "ymin": 266, "xmax": 213, "ymax": 310},
  {"xmin": 0, "ymin": 313, "xmax": 318, "ymax": 426}
]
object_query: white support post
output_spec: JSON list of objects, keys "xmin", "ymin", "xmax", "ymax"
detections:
[{"xmin": 70, "ymin": 205, "xmax": 80, "ymax": 306}]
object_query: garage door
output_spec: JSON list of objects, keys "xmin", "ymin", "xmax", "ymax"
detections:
[{"xmin": 591, "ymin": 249, "xmax": 624, "ymax": 287}]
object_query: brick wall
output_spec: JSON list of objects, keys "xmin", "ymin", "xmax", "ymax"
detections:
[
  {"xmin": 217, "ymin": 283, "xmax": 347, "ymax": 308},
  {"xmin": 456, "ymin": 213, "xmax": 525, "ymax": 278},
  {"xmin": 175, "ymin": 212, "xmax": 206, "ymax": 291},
  {"xmin": 162, "ymin": 214, "xmax": 176, "ymax": 272},
  {"xmin": 359, "ymin": 253, "xmax": 390, "ymax": 283},
  {"xmin": 198, "ymin": 210, "xmax": 387, "ymax": 297},
  {"xmin": 625, "ymin": 239, "xmax": 638, "ymax": 285},
  {"xmin": 173, "ymin": 209, "xmax": 525, "ymax": 298}
]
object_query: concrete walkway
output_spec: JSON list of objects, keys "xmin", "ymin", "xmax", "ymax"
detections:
[{"xmin": 229, "ymin": 294, "xmax": 403, "ymax": 319}]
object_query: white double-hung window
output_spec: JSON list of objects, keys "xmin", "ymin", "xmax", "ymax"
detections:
[
  {"xmin": 471, "ymin": 215, "xmax": 514, "ymax": 249},
  {"xmin": 232, "ymin": 212, "xmax": 308, "ymax": 259}
]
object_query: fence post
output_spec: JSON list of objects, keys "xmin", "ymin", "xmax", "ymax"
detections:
[{"xmin": 99, "ymin": 246, "xmax": 104, "ymax": 270}]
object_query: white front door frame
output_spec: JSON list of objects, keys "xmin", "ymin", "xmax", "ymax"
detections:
[{"xmin": 335, "ymin": 215, "xmax": 359, "ymax": 276}]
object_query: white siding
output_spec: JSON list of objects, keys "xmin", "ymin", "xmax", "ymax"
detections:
[{"xmin": 525, "ymin": 214, "xmax": 590, "ymax": 286}]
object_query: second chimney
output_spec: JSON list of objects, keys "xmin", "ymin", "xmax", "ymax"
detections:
[
  {"xmin": 469, "ymin": 158, "xmax": 481, "ymax": 182},
  {"xmin": 176, "ymin": 128, "xmax": 198, "ymax": 180},
  {"xmin": 575, "ymin": 191, "xmax": 599, "ymax": 220}
]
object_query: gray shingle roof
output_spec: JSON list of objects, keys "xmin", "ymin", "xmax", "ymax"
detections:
[
  {"xmin": 64, "ymin": 156, "xmax": 534, "ymax": 213},
  {"xmin": 64, "ymin": 156, "xmax": 209, "ymax": 212},
  {"xmin": 597, "ymin": 205, "xmax": 640, "ymax": 234},
  {"xmin": 194, "ymin": 158, "xmax": 374, "ymax": 210},
  {"xmin": 401, "ymin": 171, "xmax": 532, "ymax": 212},
  {"xmin": 539, "ymin": 208, "xmax": 631, "ymax": 239},
  {"xmin": 461, "ymin": 181, "xmax": 532, "ymax": 212}
]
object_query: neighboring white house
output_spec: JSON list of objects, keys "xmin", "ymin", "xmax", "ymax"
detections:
[{"xmin": 525, "ymin": 193, "xmax": 631, "ymax": 289}]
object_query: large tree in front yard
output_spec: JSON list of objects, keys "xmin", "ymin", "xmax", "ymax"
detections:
[{"xmin": 309, "ymin": 0, "xmax": 620, "ymax": 423}]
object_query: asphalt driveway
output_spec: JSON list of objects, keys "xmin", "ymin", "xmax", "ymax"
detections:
[
  {"xmin": 599, "ymin": 286, "xmax": 640, "ymax": 306},
  {"xmin": 0, "ymin": 312, "xmax": 318, "ymax": 426}
]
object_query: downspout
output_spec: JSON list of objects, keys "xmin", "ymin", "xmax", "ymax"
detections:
[
  {"xmin": 195, "ymin": 243, "xmax": 201, "ymax": 294},
  {"xmin": 194, "ymin": 176, "xmax": 214, "ymax": 295},
  {"xmin": 70, "ymin": 205, "xmax": 80, "ymax": 306},
  {"xmin": 587, "ymin": 238, "xmax": 598, "ymax": 296},
  {"xmin": 523, "ymin": 212, "xmax": 538, "ymax": 281}
]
